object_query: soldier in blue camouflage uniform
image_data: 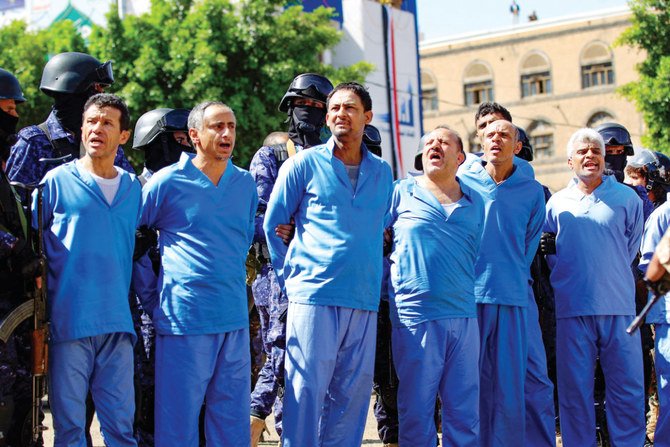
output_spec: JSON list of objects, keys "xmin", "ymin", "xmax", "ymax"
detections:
[
  {"xmin": 0, "ymin": 68, "xmax": 40, "ymax": 447},
  {"xmin": 6, "ymin": 52, "xmax": 133, "ymax": 200},
  {"xmin": 248, "ymin": 73, "xmax": 333, "ymax": 446},
  {"xmin": 130, "ymin": 108, "xmax": 193, "ymax": 447}
]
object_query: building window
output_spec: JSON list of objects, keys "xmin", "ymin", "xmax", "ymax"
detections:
[
  {"xmin": 581, "ymin": 42, "xmax": 615, "ymax": 89},
  {"xmin": 582, "ymin": 62, "xmax": 614, "ymax": 88},
  {"xmin": 463, "ymin": 61, "xmax": 494, "ymax": 106},
  {"xmin": 421, "ymin": 70, "xmax": 439, "ymax": 112},
  {"xmin": 464, "ymin": 80, "xmax": 493, "ymax": 106},
  {"xmin": 520, "ymin": 52, "xmax": 552, "ymax": 98},
  {"xmin": 530, "ymin": 134, "xmax": 554, "ymax": 159},
  {"xmin": 527, "ymin": 119, "xmax": 554, "ymax": 158},
  {"xmin": 587, "ymin": 111, "xmax": 615, "ymax": 128},
  {"xmin": 521, "ymin": 72, "xmax": 552, "ymax": 98}
]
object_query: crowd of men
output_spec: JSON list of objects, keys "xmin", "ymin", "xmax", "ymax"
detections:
[{"xmin": 1, "ymin": 50, "xmax": 670, "ymax": 447}]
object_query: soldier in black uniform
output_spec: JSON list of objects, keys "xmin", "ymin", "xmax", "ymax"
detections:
[{"xmin": 0, "ymin": 68, "xmax": 40, "ymax": 447}]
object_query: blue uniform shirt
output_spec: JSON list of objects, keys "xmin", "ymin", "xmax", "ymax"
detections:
[
  {"xmin": 264, "ymin": 138, "xmax": 393, "ymax": 311},
  {"xmin": 545, "ymin": 175, "xmax": 643, "ymax": 318},
  {"xmin": 388, "ymin": 175, "xmax": 485, "ymax": 327},
  {"xmin": 457, "ymin": 155, "xmax": 545, "ymax": 307},
  {"xmin": 7, "ymin": 111, "xmax": 134, "ymax": 192},
  {"xmin": 140, "ymin": 152, "xmax": 258, "ymax": 335},
  {"xmin": 35, "ymin": 160, "xmax": 141, "ymax": 342},
  {"xmin": 639, "ymin": 201, "xmax": 670, "ymax": 323}
]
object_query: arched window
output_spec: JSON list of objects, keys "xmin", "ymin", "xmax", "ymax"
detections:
[
  {"xmin": 463, "ymin": 61, "xmax": 494, "ymax": 106},
  {"xmin": 586, "ymin": 111, "xmax": 615, "ymax": 128},
  {"xmin": 520, "ymin": 52, "xmax": 552, "ymax": 98},
  {"xmin": 527, "ymin": 119, "xmax": 554, "ymax": 159},
  {"xmin": 421, "ymin": 70, "xmax": 439, "ymax": 112},
  {"xmin": 581, "ymin": 42, "xmax": 614, "ymax": 89}
]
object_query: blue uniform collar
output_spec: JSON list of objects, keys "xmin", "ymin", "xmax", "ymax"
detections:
[
  {"xmin": 324, "ymin": 136, "xmax": 376, "ymax": 195},
  {"xmin": 404, "ymin": 174, "xmax": 474, "ymax": 219},
  {"xmin": 67, "ymin": 160, "xmax": 135, "ymax": 208},
  {"xmin": 46, "ymin": 110, "xmax": 75, "ymax": 142},
  {"xmin": 178, "ymin": 151, "xmax": 235, "ymax": 188}
]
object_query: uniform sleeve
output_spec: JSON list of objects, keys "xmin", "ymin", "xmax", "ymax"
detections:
[
  {"xmin": 139, "ymin": 179, "xmax": 162, "ymax": 230},
  {"xmin": 263, "ymin": 157, "xmax": 305, "ymax": 289},
  {"xmin": 249, "ymin": 148, "xmax": 276, "ymax": 245},
  {"xmin": 639, "ymin": 209, "xmax": 670, "ymax": 274},
  {"xmin": 132, "ymin": 252, "xmax": 159, "ymax": 316},
  {"xmin": 248, "ymin": 182, "xmax": 259, "ymax": 247},
  {"xmin": 626, "ymin": 194, "xmax": 644, "ymax": 264},
  {"xmin": 386, "ymin": 180, "xmax": 402, "ymax": 230},
  {"xmin": 0, "ymin": 230, "xmax": 18, "ymax": 259},
  {"xmin": 525, "ymin": 187, "xmax": 546, "ymax": 267},
  {"xmin": 7, "ymin": 136, "xmax": 43, "ymax": 202}
]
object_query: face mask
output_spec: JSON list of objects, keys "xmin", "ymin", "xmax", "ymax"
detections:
[
  {"xmin": 287, "ymin": 105, "xmax": 326, "ymax": 149},
  {"xmin": 605, "ymin": 153, "xmax": 627, "ymax": 173},
  {"xmin": 0, "ymin": 108, "xmax": 19, "ymax": 136},
  {"xmin": 144, "ymin": 135, "xmax": 194, "ymax": 173}
]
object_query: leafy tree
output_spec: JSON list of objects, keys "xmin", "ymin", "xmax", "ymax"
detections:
[
  {"xmin": 0, "ymin": 20, "xmax": 87, "ymax": 128},
  {"xmin": 88, "ymin": 0, "xmax": 373, "ymax": 168},
  {"xmin": 619, "ymin": 0, "xmax": 670, "ymax": 152}
]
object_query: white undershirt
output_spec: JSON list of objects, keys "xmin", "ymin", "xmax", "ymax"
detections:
[
  {"xmin": 441, "ymin": 201, "xmax": 459, "ymax": 219},
  {"xmin": 76, "ymin": 161, "xmax": 121, "ymax": 205}
]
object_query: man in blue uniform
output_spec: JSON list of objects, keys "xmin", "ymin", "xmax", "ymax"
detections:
[
  {"xmin": 248, "ymin": 73, "xmax": 333, "ymax": 445},
  {"xmin": 36, "ymin": 93, "xmax": 140, "ymax": 447},
  {"xmin": 264, "ymin": 82, "xmax": 393, "ymax": 447},
  {"xmin": 140, "ymin": 101, "xmax": 257, "ymax": 447},
  {"xmin": 388, "ymin": 125, "xmax": 484, "ymax": 446},
  {"xmin": 130, "ymin": 107, "xmax": 193, "ymax": 446},
  {"xmin": 6, "ymin": 52, "xmax": 133, "ymax": 197},
  {"xmin": 640, "ymin": 198, "xmax": 670, "ymax": 446},
  {"xmin": 544, "ymin": 128, "xmax": 645, "ymax": 446},
  {"xmin": 458, "ymin": 119, "xmax": 546, "ymax": 447}
]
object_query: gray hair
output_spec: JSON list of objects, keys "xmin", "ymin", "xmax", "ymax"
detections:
[
  {"xmin": 187, "ymin": 101, "xmax": 234, "ymax": 131},
  {"xmin": 567, "ymin": 128, "xmax": 605, "ymax": 159}
]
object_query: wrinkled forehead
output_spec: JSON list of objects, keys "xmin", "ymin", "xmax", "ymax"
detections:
[{"xmin": 485, "ymin": 120, "xmax": 514, "ymax": 135}]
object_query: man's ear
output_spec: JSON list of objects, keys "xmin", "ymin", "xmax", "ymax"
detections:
[
  {"xmin": 567, "ymin": 157, "xmax": 573, "ymax": 170},
  {"xmin": 119, "ymin": 129, "xmax": 131, "ymax": 145},
  {"xmin": 364, "ymin": 110, "xmax": 373, "ymax": 125},
  {"xmin": 513, "ymin": 140, "xmax": 522, "ymax": 155},
  {"xmin": 188, "ymin": 128, "xmax": 199, "ymax": 146}
]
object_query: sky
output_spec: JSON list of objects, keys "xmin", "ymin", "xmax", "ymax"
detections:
[{"xmin": 416, "ymin": 0, "xmax": 630, "ymax": 41}]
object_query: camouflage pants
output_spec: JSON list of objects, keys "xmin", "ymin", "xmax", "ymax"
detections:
[
  {"xmin": 130, "ymin": 295, "xmax": 156, "ymax": 447},
  {"xmin": 249, "ymin": 265, "xmax": 286, "ymax": 436}
]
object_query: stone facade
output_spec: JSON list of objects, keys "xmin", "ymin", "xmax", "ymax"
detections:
[{"xmin": 419, "ymin": 7, "xmax": 645, "ymax": 191}]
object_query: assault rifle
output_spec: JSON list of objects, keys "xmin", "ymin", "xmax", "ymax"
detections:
[{"xmin": 627, "ymin": 250, "xmax": 670, "ymax": 335}]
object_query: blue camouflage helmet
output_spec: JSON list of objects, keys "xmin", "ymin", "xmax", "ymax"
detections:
[{"xmin": 0, "ymin": 68, "xmax": 26, "ymax": 102}]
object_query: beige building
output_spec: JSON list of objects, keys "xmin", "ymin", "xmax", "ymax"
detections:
[{"xmin": 419, "ymin": 6, "xmax": 645, "ymax": 191}]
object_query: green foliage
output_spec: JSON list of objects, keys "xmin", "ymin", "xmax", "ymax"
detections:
[
  {"xmin": 618, "ymin": 0, "xmax": 670, "ymax": 151},
  {"xmin": 0, "ymin": 1, "xmax": 372, "ymax": 169},
  {"xmin": 88, "ymin": 0, "xmax": 373, "ymax": 168},
  {"xmin": 0, "ymin": 19, "xmax": 86, "ymax": 128}
]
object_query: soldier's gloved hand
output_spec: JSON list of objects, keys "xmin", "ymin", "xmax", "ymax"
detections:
[
  {"xmin": 539, "ymin": 232, "xmax": 556, "ymax": 255},
  {"xmin": 134, "ymin": 226, "xmax": 158, "ymax": 261}
]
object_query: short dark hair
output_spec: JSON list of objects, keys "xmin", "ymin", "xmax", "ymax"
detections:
[
  {"xmin": 83, "ymin": 93, "xmax": 131, "ymax": 131},
  {"xmin": 474, "ymin": 102, "xmax": 512, "ymax": 124},
  {"xmin": 327, "ymin": 82, "xmax": 372, "ymax": 112}
]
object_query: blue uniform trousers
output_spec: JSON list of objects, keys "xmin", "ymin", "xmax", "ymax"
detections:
[
  {"xmin": 478, "ymin": 303, "xmax": 527, "ymax": 447},
  {"xmin": 655, "ymin": 323, "xmax": 670, "ymax": 447},
  {"xmin": 525, "ymin": 294, "xmax": 556, "ymax": 447},
  {"xmin": 556, "ymin": 316, "xmax": 644, "ymax": 447},
  {"xmin": 155, "ymin": 330, "xmax": 251, "ymax": 447},
  {"xmin": 49, "ymin": 333, "xmax": 136, "ymax": 447},
  {"xmin": 282, "ymin": 303, "xmax": 376, "ymax": 447},
  {"xmin": 393, "ymin": 318, "xmax": 479, "ymax": 447}
]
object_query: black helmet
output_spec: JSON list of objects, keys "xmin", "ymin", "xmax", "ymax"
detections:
[
  {"xmin": 40, "ymin": 52, "xmax": 114, "ymax": 96},
  {"xmin": 278, "ymin": 73, "xmax": 333, "ymax": 113},
  {"xmin": 596, "ymin": 122, "xmax": 634, "ymax": 156},
  {"xmin": 0, "ymin": 68, "xmax": 26, "ymax": 102},
  {"xmin": 363, "ymin": 124, "xmax": 382, "ymax": 157},
  {"xmin": 133, "ymin": 108, "xmax": 190, "ymax": 150},
  {"xmin": 516, "ymin": 126, "xmax": 533, "ymax": 162},
  {"xmin": 629, "ymin": 149, "xmax": 670, "ymax": 192}
]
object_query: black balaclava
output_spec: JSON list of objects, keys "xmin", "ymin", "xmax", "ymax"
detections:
[
  {"xmin": 0, "ymin": 109, "xmax": 19, "ymax": 162},
  {"xmin": 144, "ymin": 134, "xmax": 194, "ymax": 173},
  {"xmin": 604, "ymin": 152, "xmax": 627, "ymax": 183},
  {"xmin": 287, "ymin": 105, "xmax": 326, "ymax": 149},
  {"xmin": 52, "ymin": 87, "xmax": 98, "ymax": 140}
]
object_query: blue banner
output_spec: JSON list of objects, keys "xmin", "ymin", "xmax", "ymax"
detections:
[
  {"xmin": 293, "ymin": 0, "xmax": 344, "ymax": 23},
  {"xmin": 0, "ymin": 0, "xmax": 24, "ymax": 12}
]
